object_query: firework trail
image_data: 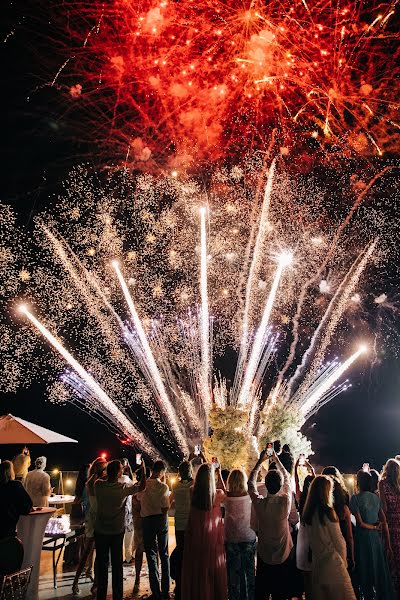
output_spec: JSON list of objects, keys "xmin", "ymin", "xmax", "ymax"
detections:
[
  {"xmin": 292, "ymin": 240, "xmax": 377, "ymax": 402},
  {"xmin": 237, "ymin": 251, "xmax": 292, "ymax": 407},
  {"xmin": 233, "ymin": 158, "xmax": 276, "ymax": 401},
  {"xmin": 113, "ymin": 261, "xmax": 189, "ymax": 453},
  {"xmin": 299, "ymin": 346, "xmax": 366, "ymax": 418},
  {"xmin": 19, "ymin": 305, "xmax": 159, "ymax": 458},
  {"xmin": 199, "ymin": 207, "xmax": 212, "ymax": 415}
]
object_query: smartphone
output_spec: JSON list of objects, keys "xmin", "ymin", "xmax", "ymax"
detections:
[
  {"xmin": 136, "ymin": 453, "xmax": 142, "ymax": 466},
  {"xmin": 362, "ymin": 463, "xmax": 370, "ymax": 472},
  {"xmin": 299, "ymin": 453, "xmax": 306, "ymax": 466},
  {"xmin": 211, "ymin": 456, "xmax": 220, "ymax": 469},
  {"xmin": 266, "ymin": 442, "xmax": 274, "ymax": 457},
  {"xmin": 194, "ymin": 444, "xmax": 201, "ymax": 456}
]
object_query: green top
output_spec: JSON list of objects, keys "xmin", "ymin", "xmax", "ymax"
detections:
[{"xmin": 94, "ymin": 480, "xmax": 139, "ymax": 535}]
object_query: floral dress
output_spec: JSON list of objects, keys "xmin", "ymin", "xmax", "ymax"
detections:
[{"xmin": 380, "ymin": 480, "xmax": 400, "ymax": 599}]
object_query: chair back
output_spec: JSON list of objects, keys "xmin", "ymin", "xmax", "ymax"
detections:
[{"xmin": 0, "ymin": 567, "xmax": 32, "ymax": 600}]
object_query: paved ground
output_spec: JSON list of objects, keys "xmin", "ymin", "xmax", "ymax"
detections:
[{"xmin": 39, "ymin": 523, "xmax": 177, "ymax": 600}]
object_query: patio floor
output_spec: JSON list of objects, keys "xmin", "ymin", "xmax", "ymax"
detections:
[{"xmin": 39, "ymin": 522, "xmax": 177, "ymax": 600}]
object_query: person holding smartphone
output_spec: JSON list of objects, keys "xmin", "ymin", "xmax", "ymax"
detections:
[
  {"xmin": 181, "ymin": 460, "xmax": 228, "ymax": 600},
  {"xmin": 94, "ymin": 459, "xmax": 146, "ymax": 600},
  {"xmin": 137, "ymin": 460, "xmax": 171, "ymax": 600},
  {"xmin": 248, "ymin": 448, "xmax": 293, "ymax": 600}
]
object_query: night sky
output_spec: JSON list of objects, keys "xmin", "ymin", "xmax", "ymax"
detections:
[{"xmin": 1, "ymin": 1, "xmax": 399, "ymax": 473}]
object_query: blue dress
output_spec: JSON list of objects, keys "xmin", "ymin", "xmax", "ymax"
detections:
[{"xmin": 350, "ymin": 492, "xmax": 395, "ymax": 600}]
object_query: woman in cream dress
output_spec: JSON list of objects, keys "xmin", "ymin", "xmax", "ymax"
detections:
[{"xmin": 303, "ymin": 475, "xmax": 356, "ymax": 600}]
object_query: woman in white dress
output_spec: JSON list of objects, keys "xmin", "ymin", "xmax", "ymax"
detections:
[{"xmin": 303, "ymin": 475, "xmax": 356, "ymax": 600}]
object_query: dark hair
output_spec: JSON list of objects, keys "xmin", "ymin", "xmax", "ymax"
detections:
[
  {"xmin": 107, "ymin": 460, "xmax": 122, "ymax": 481},
  {"xmin": 322, "ymin": 466, "xmax": 347, "ymax": 492},
  {"xmin": 153, "ymin": 460, "xmax": 166, "ymax": 475},
  {"xmin": 370, "ymin": 469, "xmax": 379, "ymax": 493},
  {"xmin": 273, "ymin": 440, "xmax": 281, "ymax": 454},
  {"xmin": 0, "ymin": 461, "xmax": 15, "ymax": 486},
  {"xmin": 303, "ymin": 475, "xmax": 338, "ymax": 525},
  {"xmin": 75, "ymin": 464, "xmax": 90, "ymax": 498},
  {"xmin": 87, "ymin": 460, "xmax": 107, "ymax": 495},
  {"xmin": 381, "ymin": 459, "xmax": 400, "ymax": 493},
  {"xmin": 280, "ymin": 450, "xmax": 294, "ymax": 475},
  {"xmin": 136, "ymin": 467, "xmax": 151, "ymax": 482},
  {"xmin": 178, "ymin": 461, "xmax": 193, "ymax": 481},
  {"xmin": 221, "ymin": 469, "xmax": 230, "ymax": 483},
  {"xmin": 89, "ymin": 457, "xmax": 106, "ymax": 477},
  {"xmin": 357, "ymin": 470, "xmax": 372, "ymax": 492},
  {"xmin": 282, "ymin": 444, "xmax": 291, "ymax": 453},
  {"xmin": 331, "ymin": 477, "xmax": 348, "ymax": 519},
  {"xmin": 191, "ymin": 463, "xmax": 215, "ymax": 511},
  {"xmin": 265, "ymin": 470, "xmax": 283, "ymax": 495},
  {"xmin": 299, "ymin": 474, "xmax": 315, "ymax": 518}
]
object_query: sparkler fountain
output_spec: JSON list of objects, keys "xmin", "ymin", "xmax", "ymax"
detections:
[{"xmin": 3, "ymin": 160, "xmax": 387, "ymax": 466}]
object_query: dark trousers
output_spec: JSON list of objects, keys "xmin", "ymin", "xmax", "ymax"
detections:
[
  {"xmin": 174, "ymin": 530, "xmax": 185, "ymax": 600},
  {"xmin": 142, "ymin": 514, "xmax": 170, "ymax": 598},
  {"xmin": 255, "ymin": 554, "xmax": 290, "ymax": 600},
  {"xmin": 94, "ymin": 532, "xmax": 124, "ymax": 600}
]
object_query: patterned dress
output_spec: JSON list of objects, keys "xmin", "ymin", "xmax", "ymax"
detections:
[{"xmin": 380, "ymin": 480, "xmax": 400, "ymax": 599}]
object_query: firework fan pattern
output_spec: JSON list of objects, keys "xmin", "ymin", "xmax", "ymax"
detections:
[{"xmin": 1, "ymin": 159, "xmax": 399, "ymax": 462}]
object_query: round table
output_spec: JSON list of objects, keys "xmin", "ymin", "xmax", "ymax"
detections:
[
  {"xmin": 48, "ymin": 494, "xmax": 75, "ymax": 505},
  {"xmin": 17, "ymin": 507, "xmax": 56, "ymax": 600}
]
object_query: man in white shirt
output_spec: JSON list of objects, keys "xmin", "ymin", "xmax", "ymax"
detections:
[
  {"xmin": 137, "ymin": 460, "xmax": 170, "ymax": 600},
  {"xmin": 249, "ymin": 450, "xmax": 293, "ymax": 600},
  {"xmin": 24, "ymin": 456, "xmax": 51, "ymax": 507}
]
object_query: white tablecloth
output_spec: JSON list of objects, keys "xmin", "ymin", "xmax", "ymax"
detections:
[
  {"xmin": 17, "ymin": 508, "xmax": 56, "ymax": 600},
  {"xmin": 48, "ymin": 494, "xmax": 75, "ymax": 504}
]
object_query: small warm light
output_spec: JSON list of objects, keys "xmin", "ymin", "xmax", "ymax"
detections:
[
  {"xmin": 358, "ymin": 344, "xmax": 368, "ymax": 354},
  {"xmin": 278, "ymin": 251, "xmax": 293, "ymax": 267},
  {"xmin": 111, "ymin": 259, "xmax": 120, "ymax": 269},
  {"xmin": 170, "ymin": 476, "xmax": 177, "ymax": 485},
  {"xmin": 100, "ymin": 452, "xmax": 107, "ymax": 460},
  {"xmin": 87, "ymin": 247, "xmax": 96, "ymax": 256},
  {"xmin": 52, "ymin": 469, "xmax": 59, "ymax": 475},
  {"xmin": 66, "ymin": 478, "xmax": 73, "ymax": 486},
  {"xmin": 311, "ymin": 236, "xmax": 323, "ymax": 245},
  {"xmin": 347, "ymin": 476, "xmax": 355, "ymax": 485},
  {"xmin": 171, "ymin": 170, "xmax": 178, "ymax": 178},
  {"xmin": 18, "ymin": 304, "xmax": 28, "ymax": 315}
]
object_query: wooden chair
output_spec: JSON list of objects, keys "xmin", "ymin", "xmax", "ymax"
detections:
[{"xmin": 0, "ymin": 567, "xmax": 32, "ymax": 600}]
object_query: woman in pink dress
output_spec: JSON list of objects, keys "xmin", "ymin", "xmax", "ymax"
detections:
[
  {"xmin": 181, "ymin": 462, "xmax": 228, "ymax": 600},
  {"xmin": 379, "ymin": 458, "xmax": 400, "ymax": 599}
]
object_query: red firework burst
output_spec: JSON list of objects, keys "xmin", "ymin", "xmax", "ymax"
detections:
[{"xmin": 53, "ymin": 0, "xmax": 399, "ymax": 166}]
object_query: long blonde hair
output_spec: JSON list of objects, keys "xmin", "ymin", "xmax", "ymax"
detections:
[
  {"xmin": 0, "ymin": 461, "xmax": 15, "ymax": 486},
  {"xmin": 303, "ymin": 475, "xmax": 338, "ymax": 525},
  {"xmin": 191, "ymin": 463, "xmax": 216, "ymax": 511},
  {"xmin": 227, "ymin": 469, "xmax": 248, "ymax": 495},
  {"xmin": 381, "ymin": 459, "xmax": 400, "ymax": 493}
]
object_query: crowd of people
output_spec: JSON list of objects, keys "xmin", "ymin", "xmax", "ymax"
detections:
[{"xmin": 0, "ymin": 444, "xmax": 400, "ymax": 600}]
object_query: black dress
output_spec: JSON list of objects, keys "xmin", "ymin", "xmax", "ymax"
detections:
[{"xmin": 0, "ymin": 480, "xmax": 33, "ymax": 539}]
